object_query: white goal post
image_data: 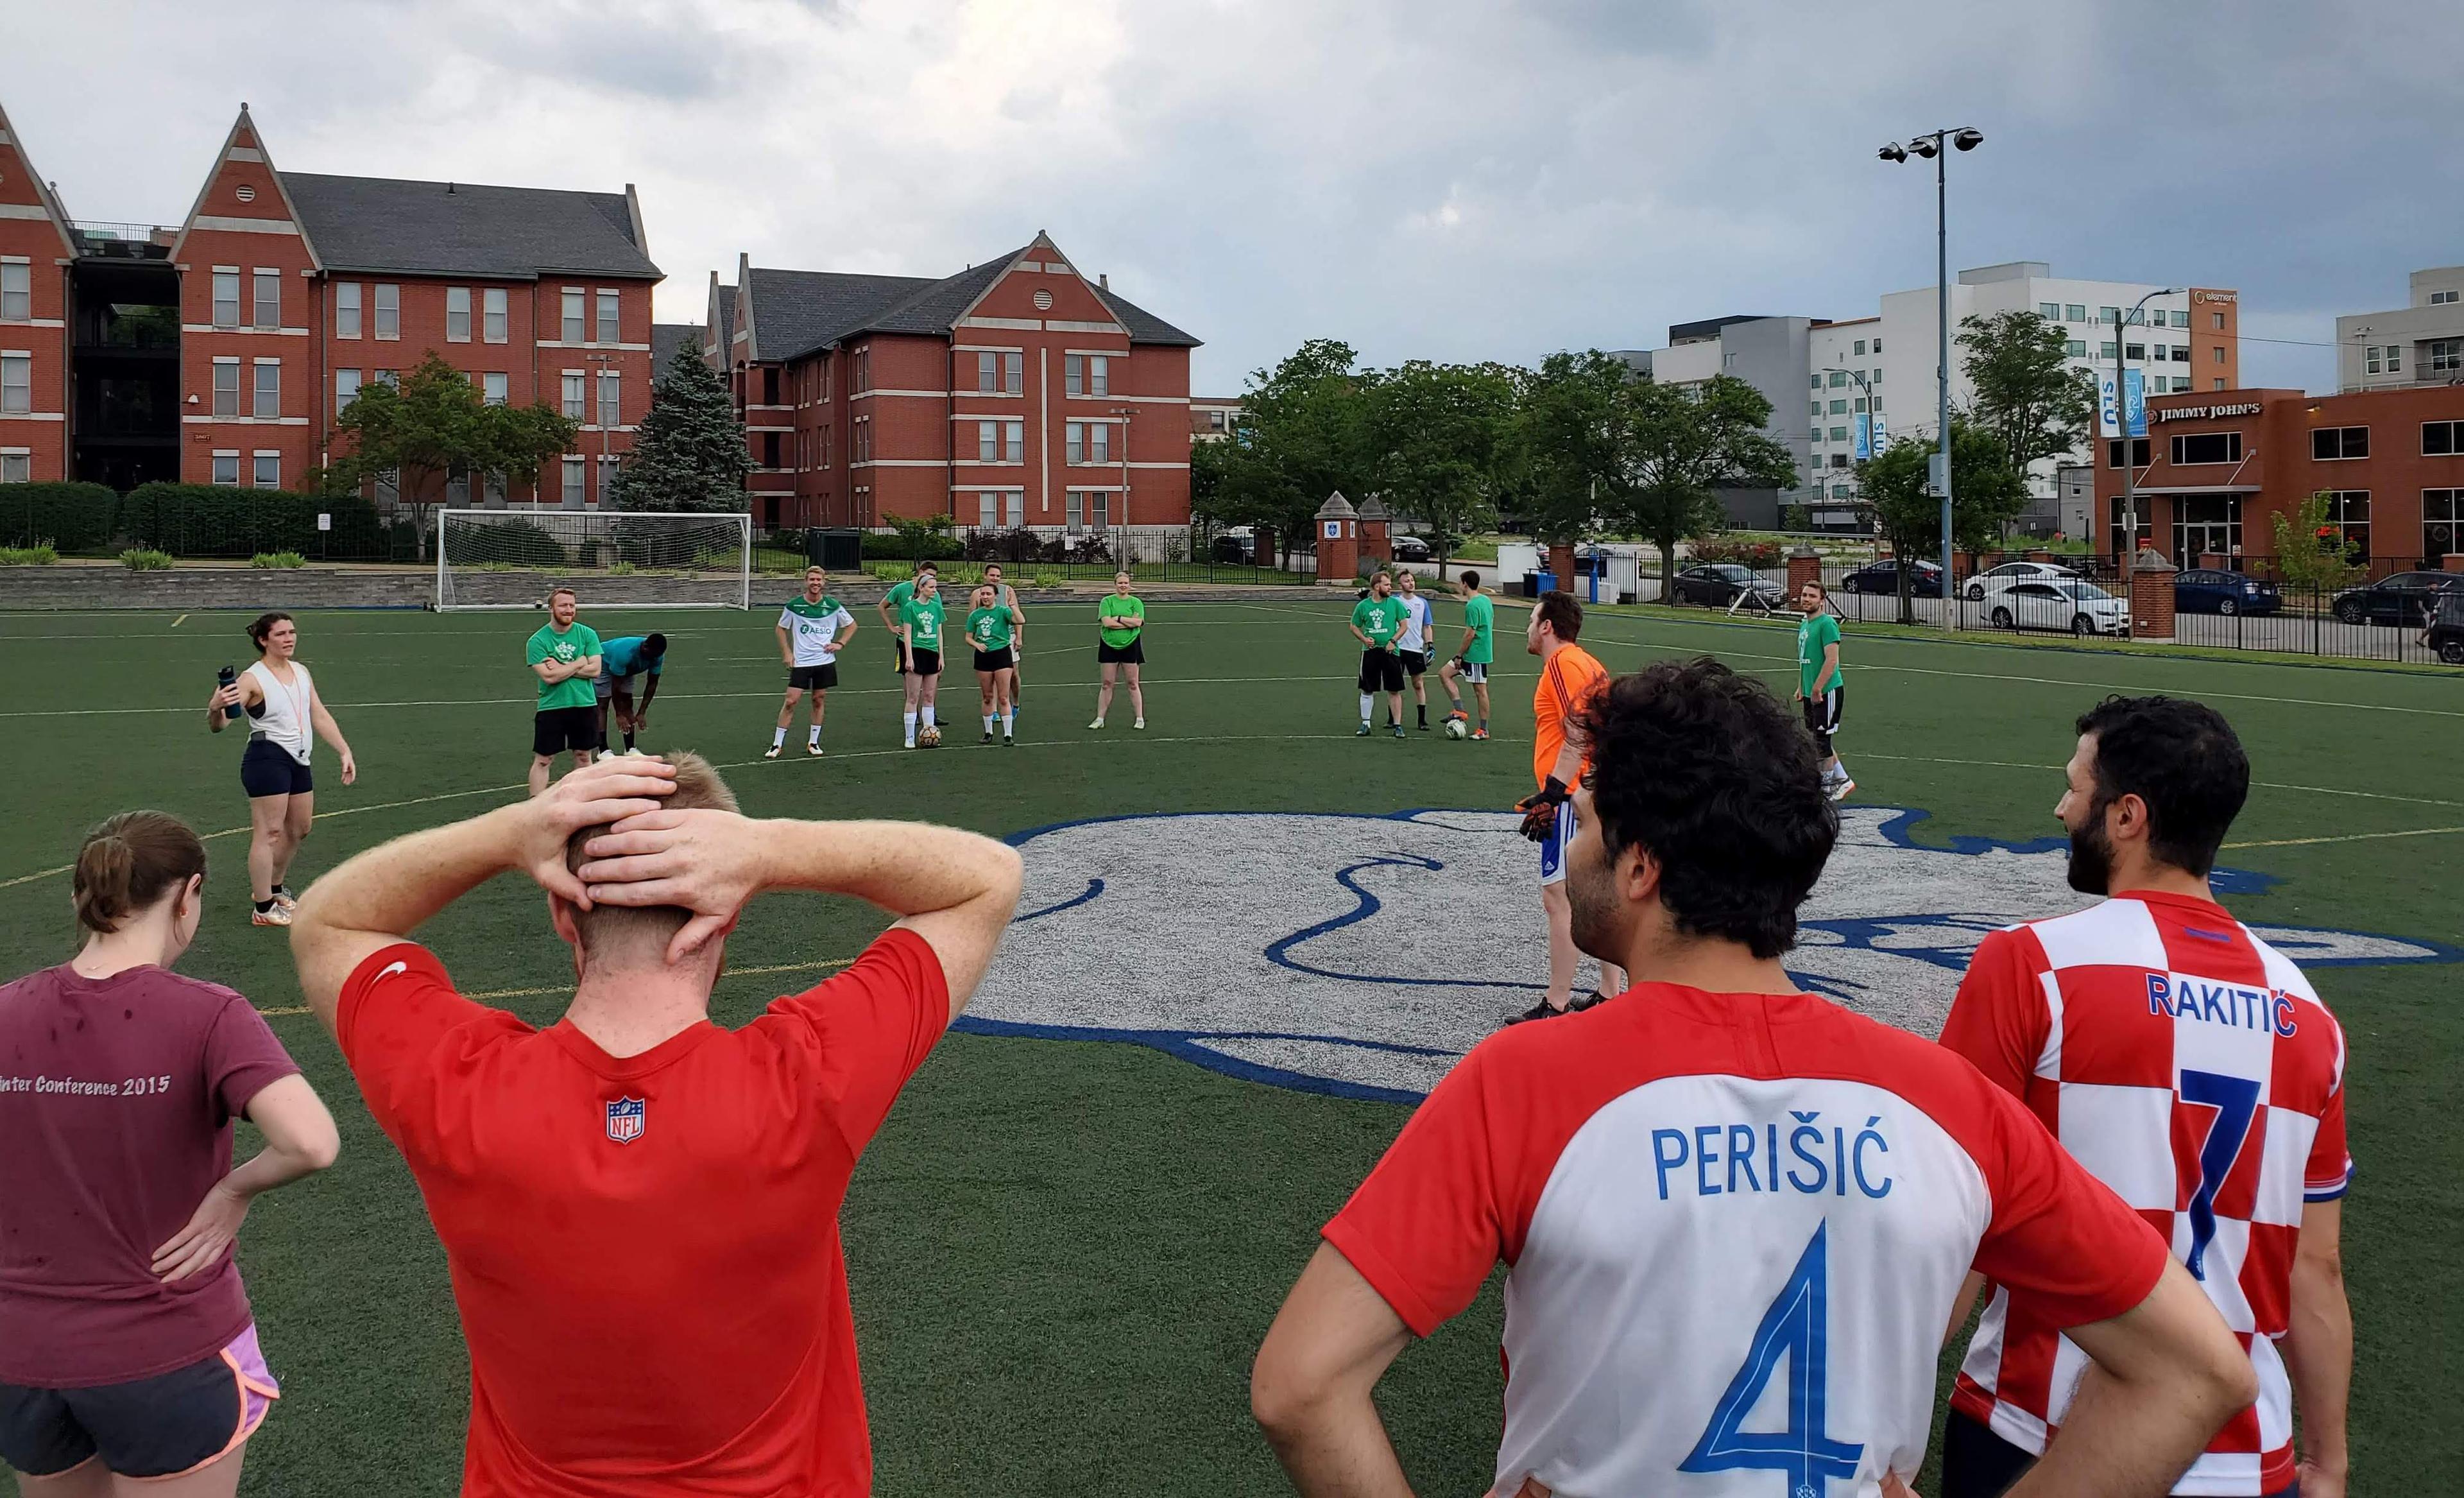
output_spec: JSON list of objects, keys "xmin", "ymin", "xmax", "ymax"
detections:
[{"xmin": 434, "ymin": 510, "xmax": 755, "ymax": 610}]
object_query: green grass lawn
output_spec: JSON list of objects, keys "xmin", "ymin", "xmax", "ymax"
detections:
[{"xmin": 1, "ymin": 597, "xmax": 2456, "ymax": 1495}]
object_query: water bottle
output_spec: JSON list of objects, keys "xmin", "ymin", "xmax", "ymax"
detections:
[{"xmin": 217, "ymin": 665, "xmax": 243, "ymax": 721}]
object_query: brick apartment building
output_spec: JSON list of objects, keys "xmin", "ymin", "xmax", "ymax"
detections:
[
  {"xmin": 0, "ymin": 100, "xmax": 658, "ymax": 504},
  {"xmin": 2095, "ymin": 383, "xmax": 2464, "ymax": 569},
  {"xmin": 702, "ymin": 232, "xmax": 1199, "ymax": 531}
]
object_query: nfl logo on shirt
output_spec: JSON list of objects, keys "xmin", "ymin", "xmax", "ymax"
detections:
[{"xmin": 604, "ymin": 1096, "xmax": 646, "ymax": 1145}]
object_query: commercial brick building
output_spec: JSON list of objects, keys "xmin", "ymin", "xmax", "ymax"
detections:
[
  {"xmin": 706, "ymin": 232, "xmax": 1199, "ymax": 532},
  {"xmin": 2094, "ymin": 384, "xmax": 2464, "ymax": 569},
  {"xmin": 1, "ymin": 99, "xmax": 659, "ymax": 504}
]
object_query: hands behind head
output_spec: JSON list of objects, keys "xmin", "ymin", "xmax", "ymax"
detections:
[
  {"xmin": 572, "ymin": 805, "xmax": 767, "ymax": 964},
  {"xmin": 517, "ymin": 756, "xmax": 680, "ymax": 908}
]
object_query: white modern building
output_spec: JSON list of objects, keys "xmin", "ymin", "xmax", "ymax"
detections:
[{"xmin": 2334, "ymin": 266, "xmax": 2464, "ymax": 393}]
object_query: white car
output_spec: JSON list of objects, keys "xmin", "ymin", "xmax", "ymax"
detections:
[
  {"xmin": 1963, "ymin": 559, "xmax": 2079, "ymax": 601},
  {"xmin": 1978, "ymin": 577, "xmax": 2130, "ymax": 636}
]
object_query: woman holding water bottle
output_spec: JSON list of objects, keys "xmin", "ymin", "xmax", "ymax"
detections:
[{"xmin": 205, "ymin": 613, "xmax": 355, "ymax": 928}]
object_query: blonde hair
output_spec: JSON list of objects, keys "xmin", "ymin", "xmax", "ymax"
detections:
[
  {"xmin": 73, "ymin": 812, "xmax": 205, "ymax": 936},
  {"xmin": 563, "ymin": 752, "xmax": 739, "ymax": 961}
]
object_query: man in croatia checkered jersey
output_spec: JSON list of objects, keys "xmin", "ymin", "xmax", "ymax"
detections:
[
  {"xmin": 1939, "ymin": 696, "xmax": 2353, "ymax": 1498},
  {"xmin": 1251, "ymin": 661, "xmax": 2257, "ymax": 1498}
]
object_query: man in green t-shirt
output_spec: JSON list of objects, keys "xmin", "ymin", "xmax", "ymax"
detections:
[
  {"xmin": 526, "ymin": 586, "xmax": 603, "ymax": 795},
  {"xmin": 1795, "ymin": 579, "xmax": 1852, "ymax": 801},
  {"xmin": 895, "ymin": 573, "xmax": 946, "ymax": 748},
  {"xmin": 1438, "ymin": 569, "xmax": 1498, "ymax": 741},
  {"xmin": 877, "ymin": 560, "xmax": 938, "ymax": 676},
  {"xmin": 1348, "ymin": 571, "xmax": 1411, "ymax": 738},
  {"xmin": 1090, "ymin": 571, "xmax": 1146, "ymax": 730}
]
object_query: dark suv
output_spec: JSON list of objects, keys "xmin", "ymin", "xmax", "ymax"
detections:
[
  {"xmin": 2426, "ymin": 584, "xmax": 2464, "ymax": 665},
  {"xmin": 2331, "ymin": 570, "xmax": 2457, "ymax": 626}
]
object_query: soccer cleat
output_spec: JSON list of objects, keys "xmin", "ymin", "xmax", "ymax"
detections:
[
  {"xmin": 1004, "ymin": 734, "xmax": 1016, "ymax": 746},
  {"xmin": 1829, "ymin": 778, "xmax": 1856, "ymax": 802},
  {"xmin": 1133, "ymin": 718, "xmax": 1145, "ymax": 730},
  {"xmin": 982, "ymin": 730, "xmax": 995, "ymax": 744},
  {"xmin": 1392, "ymin": 725, "xmax": 1406, "ymax": 739},
  {"xmin": 1356, "ymin": 723, "xmax": 1372, "ymax": 737},
  {"xmin": 1504, "ymin": 997, "xmax": 1571, "ymax": 1026},
  {"xmin": 252, "ymin": 905, "xmax": 292, "ymax": 928},
  {"xmin": 271, "ymin": 888, "xmax": 298, "ymax": 913},
  {"xmin": 1471, "ymin": 728, "xmax": 1490, "ymax": 741},
  {"xmin": 905, "ymin": 739, "xmax": 917, "ymax": 750},
  {"xmin": 1088, "ymin": 718, "xmax": 1105, "ymax": 730},
  {"xmin": 807, "ymin": 742, "xmax": 825, "ymax": 757},
  {"xmin": 764, "ymin": 745, "xmax": 783, "ymax": 759}
]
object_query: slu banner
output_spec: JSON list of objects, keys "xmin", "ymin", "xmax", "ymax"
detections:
[
  {"xmin": 1854, "ymin": 412, "xmax": 1878, "ymax": 460},
  {"xmin": 2098, "ymin": 369, "xmax": 2147, "ymax": 439}
]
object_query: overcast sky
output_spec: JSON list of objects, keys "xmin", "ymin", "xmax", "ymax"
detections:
[{"xmin": 13, "ymin": 0, "xmax": 2457, "ymax": 394}]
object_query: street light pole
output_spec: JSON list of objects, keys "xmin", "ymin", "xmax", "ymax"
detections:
[
  {"xmin": 1879, "ymin": 126, "xmax": 1983, "ymax": 626},
  {"xmin": 1820, "ymin": 364, "xmax": 1877, "ymax": 517},
  {"xmin": 2112, "ymin": 287, "xmax": 2177, "ymax": 607},
  {"xmin": 1109, "ymin": 404, "xmax": 1133, "ymax": 539}
]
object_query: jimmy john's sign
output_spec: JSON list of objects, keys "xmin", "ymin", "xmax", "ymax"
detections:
[{"xmin": 2153, "ymin": 401, "xmax": 2263, "ymax": 424}]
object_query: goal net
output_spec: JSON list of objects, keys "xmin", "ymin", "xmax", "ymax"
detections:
[{"xmin": 434, "ymin": 510, "xmax": 753, "ymax": 610}]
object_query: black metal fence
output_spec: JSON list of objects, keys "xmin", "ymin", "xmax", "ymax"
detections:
[{"xmin": 846, "ymin": 525, "xmax": 1319, "ymax": 586}]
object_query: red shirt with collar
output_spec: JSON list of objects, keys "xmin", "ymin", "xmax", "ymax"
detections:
[{"xmin": 335, "ymin": 929, "xmax": 947, "ymax": 1497}]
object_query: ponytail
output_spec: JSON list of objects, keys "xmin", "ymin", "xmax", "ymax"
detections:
[{"xmin": 72, "ymin": 812, "xmax": 207, "ymax": 936}]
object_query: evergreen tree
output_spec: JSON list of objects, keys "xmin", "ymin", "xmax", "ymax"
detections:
[{"xmin": 610, "ymin": 345, "xmax": 752, "ymax": 513}]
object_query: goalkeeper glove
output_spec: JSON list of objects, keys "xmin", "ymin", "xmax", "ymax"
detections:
[{"xmin": 1516, "ymin": 777, "xmax": 1570, "ymax": 841}]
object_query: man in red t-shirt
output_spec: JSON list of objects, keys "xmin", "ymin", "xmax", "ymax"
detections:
[
  {"xmin": 1253, "ymin": 660, "xmax": 2257, "ymax": 1498},
  {"xmin": 290, "ymin": 754, "xmax": 1022, "ymax": 1497}
]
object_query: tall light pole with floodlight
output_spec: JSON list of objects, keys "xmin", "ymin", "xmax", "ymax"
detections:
[{"xmin": 1879, "ymin": 126, "xmax": 1983, "ymax": 623}]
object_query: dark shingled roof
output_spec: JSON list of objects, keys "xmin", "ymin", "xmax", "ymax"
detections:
[
  {"xmin": 651, "ymin": 323, "xmax": 702, "ymax": 384},
  {"xmin": 713, "ymin": 283, "xmax": 736, "ymax": 343},
  {"xmin": 1090, "ymin": 283, "xmax": 1201, "ymax": 348},
  {"xmin": 280, "ymin": 173, "xmax": 659, "ymax": 280},
  {"xmin": 745, "ymin": 248, "xmax": 1199, "ymax": 359}
]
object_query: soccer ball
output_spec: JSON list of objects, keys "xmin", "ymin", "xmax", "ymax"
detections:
[
  {"xmin": 1443, "ymin": 715, "xmax": 1471, "ymax": 740},
  {"xmin": 918, "ymin": 726, "xmax": 943, "ymax": 748}
]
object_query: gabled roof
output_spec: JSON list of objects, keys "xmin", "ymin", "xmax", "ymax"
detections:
[
  {"xmin": 0, "ymin": 98, "xmax": 79, "ymax": 259},
  {"xmin": 279, "ymin": 172, "xmax": 660, "ymax": 280},
  {"xmin": 651, "ymin": 323, "xmax": 701, "ymax": 383},
  {"xmin": 744, "ymin": 266, "xmax": 937, "ymax": 361},
  {"xmin": 1090, "ymin": 283, "xmax": 1201, "ymax": 348},
  {"xmin": 847, "ymin": 251, "xmax": 1027, "ymax": 341},
  {"xmin": 713, "ymin": 282, "xmax": 736, "ymax": 340}
]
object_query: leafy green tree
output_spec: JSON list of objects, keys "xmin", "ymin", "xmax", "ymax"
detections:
[
  {"xmin": 1206, "ymin": 339, "xmax": 1374, "ymax": 567},
  {"xmin": 1362, "ymin": 359, "xmax": 1521, "ymax": 578},
  {"xmin": 2268, "ymin": 490, "xmax": 2366, "ymax": 591},
  {"xmin": 1512, "ymin": 351, "xmax": 1629, "ymax": 570},
  {"xmin": 610, "ymin": 345, "xmax": 751, "ymax": 513},
  {"xmin": 316, "ymin": 353, "xmax": 579, "ymax": 554},
  {"xmin": 1958, "ymin": 310, "xmax": 2096, "ymax": 482},
  {"xmin": 1609, "ymin": 373, "xmax": 1797, "ymax": 599},
  {"xmin": 1854, "ymin": 418, "xmax": 2030, "ymax": 621}
]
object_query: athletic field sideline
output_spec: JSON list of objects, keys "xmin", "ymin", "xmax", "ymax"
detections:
[{"xmin": 3, "ymin": 599, "xmax": 2456, "ymax": 1495}]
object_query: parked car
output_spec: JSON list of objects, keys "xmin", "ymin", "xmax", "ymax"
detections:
[
  {"xmin": 2330, "ymin": 571, "xmax": 2460, "ymax": 626},
  {"xmin": 1210, "ymin": 532, "xmax": 1256, "ymax": 564},
  {"xmin": 1962, "ymin": 560, "xmax": 2078, "ymax": 601},
  {"xmin": 2174, "ymin": 568, "xmax": 2282, "ymax": 616},
  {"xmin": 1389, "ymin": 533, "xmax": 1433, "ymax": 563},
  {"xmin": 1981, "ymin": 578, "xmax": 2130, "ymax": 636},
  {"xmin": 2426, "ymin": 586, "xmax": 2464, "ymax": 665},
  {"xmin": 1670, "ymin": 563, "xmax": 1786, "ymax": 609},
  {"xmin": 1839, "ymin": 558, "xmax": 1946, "ymax": 598}
]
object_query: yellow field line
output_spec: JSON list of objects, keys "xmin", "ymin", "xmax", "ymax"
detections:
[{"xmin": 170, "ymin": 614, "xmax": 187, "ymax": 628}]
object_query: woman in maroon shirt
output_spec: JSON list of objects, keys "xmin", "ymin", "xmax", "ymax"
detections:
[{"xmin": 0, "ymin": 812, "xmax": 339, "ymax": 1496}]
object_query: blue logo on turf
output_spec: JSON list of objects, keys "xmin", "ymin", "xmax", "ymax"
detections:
[{"xmin": 604, "ymin": 1096, "xmax": 646, "ymax": 1144}]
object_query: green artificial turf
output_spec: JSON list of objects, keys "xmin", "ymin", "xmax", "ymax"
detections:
[{"xmin": 0, "ymin": 596, "xmax": 2455, "ymax": 1495}]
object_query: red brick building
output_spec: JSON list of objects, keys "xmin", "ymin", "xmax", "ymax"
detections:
[
  {"xmin": 0, "ymin": 99, "xmax": 76, "ymax": 485},
  {"xmin": 2096, "ymin": 384, "xmax": 2464, "ymax": 569},
  {"xmin": 706, "ymin": 232, "xmax": 1199, "ymax": 531},
  {"xmin": 3, "ymin": 99, "xmax": 660, "ymax": 504}
]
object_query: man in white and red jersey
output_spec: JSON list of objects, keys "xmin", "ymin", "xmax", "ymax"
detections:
[
  {"xmin": 1939, "ymin": 696, "xmax": 2353, "ymax": 1498},
  {"xmin": 1253, "ymin": 659, "xmax": 2255, "ymax": 1498}
]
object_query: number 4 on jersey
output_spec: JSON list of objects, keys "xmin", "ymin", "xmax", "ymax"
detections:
[{"xmin": 1680, "ymin": 1220, "xmax": 1863, "ymax": 1497}]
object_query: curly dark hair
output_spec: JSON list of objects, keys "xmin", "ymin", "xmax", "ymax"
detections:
[
  {"xmin": 2073, "ymin": 695, "xmax": 2248, "ymax": 877},
  {"xmin": 1572, "ymin": 658, "xmax": 1836, "ymax": 958}
]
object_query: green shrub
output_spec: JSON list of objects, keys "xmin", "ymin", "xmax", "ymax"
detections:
[
  {"xmin": 250, "ymin": 551, "xmax": 307, "ymax": 569},
  {"xmin": 1690, "ymin": 536, "xmax": 1786, "ymax": 569},
  {"xmin": 608, "ymin": 560, "xmax": 638, "ymax": 576},
  {"xmin": 860, "ymin": 527, "xmax": 963, "ymax": 563},
  {"xmin": 119, "ymin": 548, "xmax": 174, "ymax": 571},
  {"xmin": 0, "ymin": 544, "xmax": 59, "ymax": 566},
  {"xmin": 0, "ymin": 482, "xmax": 119, "ymax": 553},
  {"xmin": 119, "ymin": 483, "xmax": 384, "ymax": 560}
]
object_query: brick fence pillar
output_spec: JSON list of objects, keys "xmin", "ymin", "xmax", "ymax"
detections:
[
  {"xmin": 2128, "ymin": 549, "xmax": 2177, "ymax": 641},
  {"xmin": 1314, "ymin": 492, "xmax": 1359, "ymax": 587},
  {"xmin": 1548, "ymin": 542, "xmax": 1576, "ymax": 593},
  {"xmin": 1787, "ymin": 544, "xmax": 1822, "ymax": 599},
  {"xmin": 1356, "ymin": 493, "xmax": 1391, "ymax": 566}
]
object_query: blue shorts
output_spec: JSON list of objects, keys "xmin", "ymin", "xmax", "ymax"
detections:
[
  {"xmin": 1537, "ymin": 798, "xmax": 1578, "ymax": 886},
  {"xmin": 239, "ymin": 739, "xmax": 312, "ymax": 799}
]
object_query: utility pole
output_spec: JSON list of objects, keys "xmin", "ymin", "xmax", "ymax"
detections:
[{"xmin": 2112, "ymin": 288, "xmax": 2177, "ymax": 603}]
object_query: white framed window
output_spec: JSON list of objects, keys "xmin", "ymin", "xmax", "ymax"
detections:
[
  {"xmin": 1065, "ymin": 421, "xmax": 1084, "ymax": 464},
  {"xmin": 2066, "ymin": 303, "xmax": 2087, "ymax": 322},
  {"xmin": 253, "ymin": 269, "xmax": 280, "ymax": 329},
  {"xmin": 1088, "ymin": 354, "xmax": 1109, "ymax": 396},
  {"xmin": 1066, "ymin": 490, "xmax": 1084, "ymax": 531},
  {"xmin": 1, "ymin": 262, "xmax": 31, "ymax": 321},
  {"xmin": 336, "ymin": 282, "xmax": 361, "ymax": 339},
  {"xmin": 1853, "ymin": 339, "xmax": 1867, "ymax": 356},
  {"xmin": 1091, "ymin": 491, "xmax": 1109, "ymax": 529},
  {"xmin": 252, "ymin": 451, "xmax": 279, "ymax": 490},
  {"xmin": 2424, "ymin": 420, "xmax": 2464, "ymax": 456},
  {"xmin": 1005, "ymin": 420, "xmax": 1023, "ymax": 462},
  {"xmin": 1828, "ymin": 399, "xmax": 1847, "ymax": 415},
  {"xmin": 335, "ymin": 368, "xmax": 361, "ymax": 413},
  {"xmin": 595, "ymin": 289, "xmax": 619, "ymax": 345},
  {"xmin": 212, "ymin": 358, "xmax": 240, "ymax": 417},
  {"xmin": 561, "ymin": 455, "xmax": 585, "ymax": 507},
  {"xmin": 1090, "ymin": 423, "xmax": 1111, "ymax": 463},
  {"xmin": 975, "ymin": 351, "xmax": 997, "ymax": 393},
  {"xmin": 598, "ymin": 453, "xmax": 618, "ymax": 503},
  {"xmin": 373, "ymin": 368, "xmax": 397, "ymax": 388},
  {"xmin": 0, "ymin": 451, "xmax": 27, "ymax": 484},
  {"xmin": 0, "ymin": 353, "xmax": 28, "ymax": 415},
  {"xmin": 979, "ymin": 492, "xmax": 1000, "ymax": 528},
  {"xmin": 2066, "ymin": 340, "xmax": 2087, "ymax": 357},
  {"xmin": 597, "ymin": 371, "xmax": 619, "ymax": 426},
  {"xmin": 2211, "ymin": 345, "xmax": 2226, "ymax": 365},
  {"xmin": 2432, "ymin": 290, "xmax": 2461, "ymax": 306},
  {"xmin": 211, "ymin": 451, "xmax": 240, "ymax": 485},
  {"xmin": 561, "ymin": 372, "xmax": 585, "ymax": 419},
  {"xmin": 1065, "ymin": 353, "xmax": 1083, "ymax": 396},
  {"xmin": 484, "ymin": 372, "xmax": 508, "ymax": 406},
  {"xmin": 2125, "ymin": 342, "xmax": 2145, "ymax": 361},
  {"xmin": 2037, "ymin": 302, "xmax": 2059, "ymax": 320},
  {"xmin": 1005, "ymin": 490, "xmax": 1023, "ymax": 527},
  {"xmin": 977, "ymin": 420, "xmax": 998, "ymax": 462},
  {"xmin": 2431, "ymin": 340, "xmax": 2462, "ymax": 373},
  {"xmin": 1004, "ymin": 351, "xmax": 1022, "ymax": 394},
  {"xmin": 211, "ymin": 270, "xmax": 240, "ymax": 328},
  {"xmin": 374, "ymin": 284, "xmax": 399, "ymax": 340},
  {"xmin": 483, "ymin": 287, "xmax": 508, "ymax": 343},
  {"xmin": 446, "ymin": 286, "xmax": 471, "ymax": 343},
  {"xmin": 2171, "ymin": 378, "xmax": 2191, "ymax": 393},
  {"xmin": 253, "ymin": 359, "xmax": 280, "ymax": 419},
  {"xmin": 561, "ymin": 288, "xmax": 585, "ymax": 343}
]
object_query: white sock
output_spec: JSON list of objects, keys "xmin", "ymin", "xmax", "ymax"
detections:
[
  {"xmin": 1831, "ymin": 759, "xmax": 1850, "ymax": 781},
  {"xmin": 1359, "ymin": 694, "xmax": 1374, "ymax": 721},
  {"xmin": 1002, "ymin": 710, "xmax": 1014, "ymax": 736},
  {"xmin": 921, "ymin": 705, "xmax": 936, "ymax": 729},
  {"xmin": 808, "ymin": 724, "xmax": 821, "ymax": 745},
  {"xmin": 772, "ymin": 727, "xmax": 787, "ymax": 748},
  {"xmin": 903, "ymin": 711, "xmax": 918, "ymax": 743},
  {"xmin": 984, "ymin": 714, "xmax": 997, "ymax": 733}
]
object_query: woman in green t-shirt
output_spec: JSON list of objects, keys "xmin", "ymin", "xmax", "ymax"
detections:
[
  {"xmin": 894, "ymin": 573, "xmax": 945, "ymax": 748},
  {"xmin": 965, "ymin": 585, "xmax": 1018, "ymax": 746},
  {"xmin": 1089, "ymin": 571, "xmax": 1146, "ymax": 730}
]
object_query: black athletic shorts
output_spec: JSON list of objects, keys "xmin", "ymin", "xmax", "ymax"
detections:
[
  {"xmin": 533, "ymin": 705, "xmax": 598, "ymax": 756},
  {"xmin": 788, "ymin": 663, "xmax": 838, "ymax": 691},
  {"xmin": 1399, "ymin": 649, "xmax": 1430, "ymax": 677},
  {"xmin": 1801, "ymin": 684, "xmax": 1844, "ymax": 751},
  {"xmin": 1358, "ymin": 648, "xmax": 1406, "ymax": 694},
  {"xmin": 0, "ymin": 1330, "xmax": 275, "ymax": 1479},
  {"xmin": 1097, "ymin": 639, "xmax": 1145, "ymax": 665},
  {"xmin": 239, "ymin": 739, "xmax": 312, "ymax": 799},
  {"xmin": 906, "ymin": 648, "xmax": 942, "ymax": 677},
  {"xmin": 973, "ymin": 647, "xmax": 1015, "ymax": 673}
]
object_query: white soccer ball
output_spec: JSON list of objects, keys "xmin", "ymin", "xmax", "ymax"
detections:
[{"xmin": 1443, "ymin": 717, "xmax": 1470, "ymax": 740}]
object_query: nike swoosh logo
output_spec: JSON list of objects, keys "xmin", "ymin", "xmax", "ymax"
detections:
[{"xmin": 377, "ymin": 961, "xmax": 409, "ymax": 982}]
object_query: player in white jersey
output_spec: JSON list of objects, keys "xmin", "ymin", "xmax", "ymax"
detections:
[
  {"xmin": 1938, "ymin": 696, "xmax": 2353, "ymax": 1498},
  {"xmin": 1391, "ymin": 571, "xmax": 1436, "ymax": 730},
  {"xmin": 1253, "ymin": 659, "xmax": 2255, "ymax": 1498},
  {"xmin": 206, "ymin": 612, "xmax": 357, "ymax": 927},
  {"xmin": 769, "ymin": 568, "xmax": 858, "ymax": 759}
]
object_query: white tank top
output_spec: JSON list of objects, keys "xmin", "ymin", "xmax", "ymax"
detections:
[{"xmin": 246, "ymin": 660, "xmax": 315, "ymax": 765}]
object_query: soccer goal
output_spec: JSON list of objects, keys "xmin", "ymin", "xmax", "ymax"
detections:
[{"xmin": 434, "ymin": 510, "xmax": 754, "ymax": 610}]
